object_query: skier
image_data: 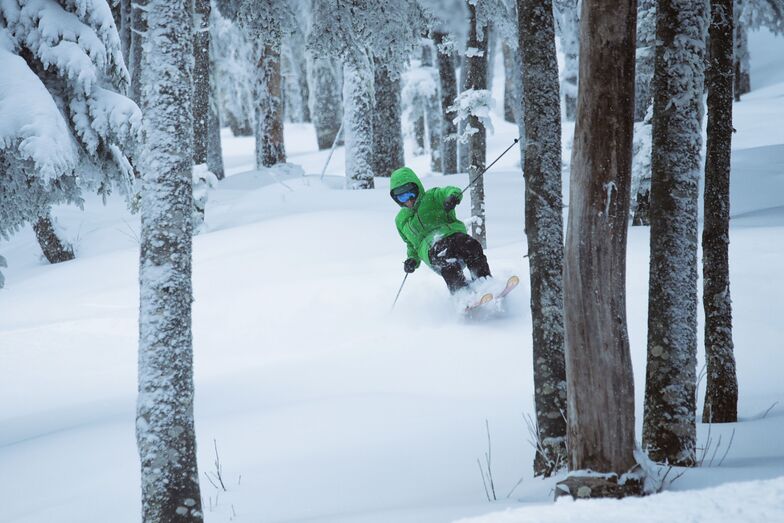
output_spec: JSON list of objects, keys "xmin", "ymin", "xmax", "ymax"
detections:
[{"xmin": 390, "ymin": 166, "xmax": 492, "ymax": 294}]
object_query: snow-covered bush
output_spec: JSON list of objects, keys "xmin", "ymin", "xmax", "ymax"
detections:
[{"xmin": 0, "ymin": 0, "xmax": 141, "ymax": 237}]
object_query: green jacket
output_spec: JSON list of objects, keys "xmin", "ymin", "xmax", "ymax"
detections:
[{"xmin": 391, "ymin": 167, "xmax": 466, "ymax": 267}]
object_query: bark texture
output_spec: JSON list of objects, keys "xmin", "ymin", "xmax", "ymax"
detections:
[
  {"xmin": 343, "ymin": 60, "xmax": 375, "ymax": 189},
  {"xmin": 129, "ymin": 0, "xmax": 147, "ymax": 103},
  {"xmin": 643, "ymin": 0, "xmax": 708, "ymax": 466},
  {"xmin": 703, "ymin": 0, "xmax": 738, "ymax": 424},
  {"xmin": 518, "ymin": 0, "xmax": 567, "ymax": 478},
  {"xmin": 563, "ymin": 0, "xmax": 638, "ymax": 476},
  {"xmin": 434, "ymin": 32, "xmax": 458, "ymax": 174},
  {"xmin": 193, "ymin": 0, "xmax": 210, "ymax": 165},
  {"xmin": 137, "ymin": 1, "xmax": 203, "ymax": 521},
  {"xmin": 502, "ymin": 43, "xmax": 517, "ymax": 123},
  {"xmin": 255, "ymin": 39, "xmax": 286, "ymax": 168},
  {"xmin": 372, "ymin": 59, "xmax": 405, "ymax": 178},
  {"xmin": 311, "ymin": 57, "xmax": 343, "ymax": 150},
  {"xmin": 635, "ymin": 0, "xmax": 657, "ymax": 121},
  {"xmin": 466, "ymin": 0, "xmax": 488, "ymax": 248},
  {"xmin": 734, "ymin": 15, "xmax": 750, "ymax": 99},
  {"xmin": 33, "ymin": 213, "xmax": 74, "ymax": 264}
]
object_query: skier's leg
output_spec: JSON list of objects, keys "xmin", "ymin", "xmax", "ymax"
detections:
[
  {"xmin": 430, "ymin": 238, "xmax": 469, "ymax": 294},
  {"xmin": 455, "ymin": 233, "xmax": 491, "ymax": 280}
]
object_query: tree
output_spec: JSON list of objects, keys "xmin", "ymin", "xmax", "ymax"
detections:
[
  {"xmin": 703, "ymin": 0, "xmax": 738, "ymax": 423},
  {"xmin": 0, "ymin": 0, "xmax": 140, "ymax": 269},
  {"xmin": 309, "ymin": 56, "xmax": 344, "ymax": 149},
  {"xmin": 208, "ymin": 6, "xmax": 226, "ymax": 180},
  {"xmin": 129, "ymin": 0, "xmax": 147, "ymax": 103},
  {"xmin": 402, "ymin": 43, "xmax": 442, "ymax": 171},
  {"xmin": 136, "ymin": 0, "xmax": 203, "ymax": 520},
  {"xmin": 518, "ymin": 0, "xmax": 567, "ymax": 478},
  {"xmin": 734, "ymin": 0, "xmax": 784, "ymax": 99},
  {"xmin": 434, "ymin": 31, "xmax": 459, "ymax": 173},
  {"xmin": 194, "ymin": 0, "xmax": 211, "ymax": 165},
  {"xmin": 643, "ymin": 0, "xmax": 708, "ymax": 467},
  {"xmin": 560, "ymin": 0, "xmax": 640, "ymax": 497},
  {"xmin": 553, "ymin": 0, "xmax": 579, "ymax": 120},
  {"xmin": 373, "ymin": 56, "xmax": 405, "ymax": 177}
]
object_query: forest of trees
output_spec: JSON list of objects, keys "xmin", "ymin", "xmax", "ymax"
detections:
[{"xmin": 2, "ymin": 0, "xmax": 781, "ymax": 517}]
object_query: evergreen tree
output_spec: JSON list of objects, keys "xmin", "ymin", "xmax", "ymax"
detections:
[
  {"xmin": 518, "ymin": 0, "xmax": 567, "ymax": 478},
  {"xmin": 703, "ymin": 0, "xmax": 738, "ymax": 423},
  {"xmin": 136, "ymin": 0, "xmax": 203, "ymax": 520},
  {"xmin": 643, "ymin": 0, "xmax": 708, "ymax": 467},
  {"xmin": 561, "ymin": 0, "xmax": 640, "ymax": 497}
]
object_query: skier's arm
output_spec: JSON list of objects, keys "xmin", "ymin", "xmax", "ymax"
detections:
[
  {"xmin": 395, "ymin": 221, "xmax": 421, "ymax": 268},
  {"xmin": 433, "ymin": 186, "xmax": 462, "ymax": 212}
]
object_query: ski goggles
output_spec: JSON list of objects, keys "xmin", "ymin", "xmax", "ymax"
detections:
[
  {"xmin": 395, "ymin": 191, "xmax": 417, "ymax": 203},
  {"xmin": 391, "ymin": 182, "xmax": 419, "ymax": 204}
]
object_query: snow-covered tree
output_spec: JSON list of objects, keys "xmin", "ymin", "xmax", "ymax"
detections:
[
  {"xmin": 433, "ymin": 31, "xmax": 459, "ymax": 173},
  {"xmin": 735, "ymin": 0, "xmax": 784, "ymax": 99},
  {"xmin": 309, "ymin": 0, "xmax": 424, "ymax": 189},
  {"xmin": 643, "ymin": 0, "xmax": 708, "ymax": 467},
  {"xmin": 218, "ymin": 0, "xmax": 294, "ymax": 167},
  {"xmin": 136, "ymin": 0, "xmax": 203, "ymax": 520},
  {"xmin": 703, "ymin": 0, "xmax": 738, "ymax": 423},
  {"xmin": 0, "ymin": 0, "xmax": 140, "ymax": 273},
  {"xmin": 208, "ymin": 9, "xmax": 225, "ymax": 179},
  {"xmin": 373, "ymin": 56, "xmax": 405, "ymax": 177},
  {"xmin": 194, "ymin": 0, "xmax": 211, "ymax": 165},
  {"xmin": 561, "ymin": 0, "xmax": 640, "ymax": 497},
  {"xmin": 553, "ymin": 0, "xmax": 579, "ymax": 120},
  {"xmin": 402, "ymin": 42, "xmax": 442, "ymax": 172},
  {"xmin": 518, "ymin": 0, "xmax": 567, "ymax": 478},
  {"xmin": 129, "ymin": 0, "xmax": 145, "ymax": 102},
  {"xmin": 635, "ymin": 0, "xmax": 656, "ymax": 121},
  {"xmin": 309, "ymin": 56, "xmax": 343, "ymax": 149},
  {"xmin": 211, "ymin": 7, "xmax": 255, "ymax": 136}
]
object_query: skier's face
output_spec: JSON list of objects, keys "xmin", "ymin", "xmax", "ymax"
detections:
[{"xmin": 403, "ymin": 199, "xmax": 415, "ymax": 208}]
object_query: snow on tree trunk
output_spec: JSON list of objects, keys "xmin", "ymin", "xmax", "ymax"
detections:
[
  {"xmin": 208, "ymin": 37, "xmax": 225, "ymax": 180},
  {"xmin": 562, "ymin": 0, "xmax": 639, "ymax": 483},
  {"xmin": 310, "ymin": 57, "xmax": 343, "ymax": 150},
  {"xmin": 485, "ymin": 26, "xmax": 496, "ymax": 92},
  {"xmin": 129, "ymin": 0, "xmax": 147, "ymax": 103},
  {"xmin": 282, "ymin": 36, "xmax": 310, "ymax": 123},
  {"xmin": 343, "ymin": 60, "xmax": 375, "ymax": 190},
  {"xmin": 554, "ymin": 0, "xmax": 579, "ymax": 121},
  {"xmin": 466, "ymin": 0, "xmax": 489, "ymax": 248},
  {"xmin": 373, "ymin": 58, "xmax": 405, "ymax": 178},
  {"xmin": 33, "ymin": 213, "xmax": 75, "ymax": 264},
  {"xmin": 193, "ymin": 0, "xmax": 211, "ymax": 165},
  {"xmin": 502, "ymin": 42, "xmax": 517, "ymax": 123},
  {"xmin": 254, "ymin": 39, "xmax": 286, "ymax": 168},
  {"xmin": 643, "ymin": 0, "xmax": 708, "ymax": 467},
  {"xmin": 635, "ymin": 0, "xmax": 656, "ymax": 121},
  {"xmin": 137, "ymin": 0, "xmax": 203, "ymax": 520},
  {"xmin": 120, "ymin": 0, "xmax": 131, "ymax": 65},
  {"xmin": 702, "ymin": 0, "xmax": 738, "ymax": 424},
  {"xmin": 422, "ymin": 42, "xmax": 443, "ymax": 172},
  {"xmin": 458, "ymin": 58, "xmax": 469, "ymax": 173},
  {"xmin": 518, "ymin": 0, "xmax": 567, "ymax": 478},
  {"xmin": 434, "ymin": 32, "xmax": 458, "ymax": 175},
  {"xmin": 734, "ymin": 13, "xmax": 750, "ymax": 99}
]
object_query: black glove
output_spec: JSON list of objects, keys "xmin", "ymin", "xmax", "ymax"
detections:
[
  {"xmin": 443, "ymin": 193, "xmax": 460, "ymax": 212},
  {"xmin": 404, "ymin": 258, "xmax": 418, "ymax": 273}
]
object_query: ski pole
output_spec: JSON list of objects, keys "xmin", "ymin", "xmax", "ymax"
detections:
[
  {"xmin": 391, "ymin": 273, "xmax": 409, "ymax": 311},
  {"xmin": 460, "ymin": 138, "xmax": 520, "ymax": 195}
]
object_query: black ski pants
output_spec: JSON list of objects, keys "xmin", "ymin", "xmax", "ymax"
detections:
[{"xmin": 428, "ymin": 233, "xmax": 491, "ymax": 294}]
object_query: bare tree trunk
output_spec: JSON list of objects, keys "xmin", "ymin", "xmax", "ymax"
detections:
[
  {"xmin": 502, "ymin": 43, "xmax": 517, "ymax": 123},
  {"xmin": 561, "ymin": 0, "xmax": 639, "ymax": 495},
  {"xmin": 129, "ymin": 0, "xmax": 147, "ymax": 103},
  {"xmin": 734, "ymin": 11, "xmax": 750, "ymax": 100},
  {"xmin": 34, "ymin": 213, "xmax": 74, "ymax": 264},
  {"xmin": 434, "ymin": 32, "xmax": 458, "ymax": 174},
  {"xmin": 703, "ymin": 0, "xmax": 738, "ymax": 424},
  {"xmin": 466, "ymin": 0, "xmax": 488, "ymax": 248},
  {"xmin": 643, "ymin": 0, "xmax": 708, "ymax": 467},
  {"xmin": 137, "ymin": 1, "xmax": 203, "ymax": 520},
  {"xmin": 255, "ymin": 39, "xmax": 286, "ymax": 168},
  {"xmin": 518, "ymin": 0, "xmax": 567, "ymax": 478},
  {"xmin": 193, "ymin": 0, "xmax": 210, "ymax": 165},
  {"xmin": 311, "ymin": 57, "xmax": 343, "ymax": 149},
  {"xmin": 372, "ymin": 58, "xmax": 405, "ymax": 177},
  {"xmin": 343, "ymin": 59, "xmax": 375, "ymax": 189}
]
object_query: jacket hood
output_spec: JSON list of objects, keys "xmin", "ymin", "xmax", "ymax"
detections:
[{"xmin": 390, "ymin": 167, "xmax": 425, "ymax": 199}]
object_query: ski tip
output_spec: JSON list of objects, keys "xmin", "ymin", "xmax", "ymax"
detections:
[
  {"xmin": 479, "ymin": 292, "xmax": 493, "ymax": 305},
  {"xmin": 507, "ymin": 275, "xmax": 520, "ymax": 287}
]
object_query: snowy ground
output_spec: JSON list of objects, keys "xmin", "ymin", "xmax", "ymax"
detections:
[{"xmin": 1, "ymin": 30, "xmax": 784, "ymax": 523}]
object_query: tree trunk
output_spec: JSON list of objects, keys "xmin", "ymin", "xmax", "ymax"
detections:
[
  {"xmin": 311, "ymin": 57, "xmax": 343, "ymax": 150},
  {"xmin": 33, "ymin": 213, "xmax": 74, "ymax": 264},
  {"xmin": 129, "ymin": 0, "xmax": 147, "ymax": 103},
  {"xmin": 634, "ymin": 0, "xmax": 657, "ymax": 121},
  {"xmin": 193, "ymin": 0, "xmax": 210, "ymax": 165},
  {"xmin": 434, "ymin": 32, "xmax": 458, "ymax": 175},
  {"xmin": 562, "ymin": 0, "xmax": 638, "ymax": 484},
  {"xmin": 458, "ymin": 58, "xmax": 469, "ymax": 173},
  {"xmin": 137, "ymin": 1, "xmax": 203, "ymax": 521},
  {"xmin": 255, "ymin": 39, "xmax": 286, "ymax": 168},
  {"xmin": 518, "ymin": 0, "xmax": 567, "ymax": 478},
  {"xmin": 554, "ymin": 0, "xmax": 579, "ymax": 121},
  {"xmin": 643, "ymin": 0, "xmax": 708, "ymax": 466},
  {"xmin": 466, "ymin": 0, "xmax": 489, "ymax": 248},
  {"xmin": 372, "ymin": 59, "xmax": 405, "ymax": 177},
  {"xmin": 421, "ymin": 44, "xmax": 443, "ymax": 172},
  {"xmin": 733, "ymin": 15, "xmax": 750, "ymax": 100},
  {"xmin": 343, "ymin": 59, "xmax": 375, "ymax": 189},
  {"xmin": 703, "ymin": 0, "xmax": 738, "ymax": 424},
  {"xmin": 120, "ymin": 0, "xmax": 132, "ymax": 67},
  {"xmin": 502, "ymin": 43, "xmax": 517, "ymax": 123}
]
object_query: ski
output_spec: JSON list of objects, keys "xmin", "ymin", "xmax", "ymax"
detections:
[
  {"xmin": 496, "ymin": 275, "xmax": 519, "ymax": 299},
  {"xmin": 464, "ymin": 292, "xmax": 494, "ymax": 312}
]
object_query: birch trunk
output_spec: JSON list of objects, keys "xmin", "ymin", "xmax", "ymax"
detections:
[
  {"xmin": 518, "ymin": 0, "xmax": 567, "ymax": 478},
  {"xmin": 643, "ymin": 0, "xmax": 708, "ymax": 466},
  {"xmin": 137, "ymin": 1, "xmax": 203, "ymax": 520},
  {"xmin": 703, "ymin": 0, "xmax": 738, "ymax": 423}
]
